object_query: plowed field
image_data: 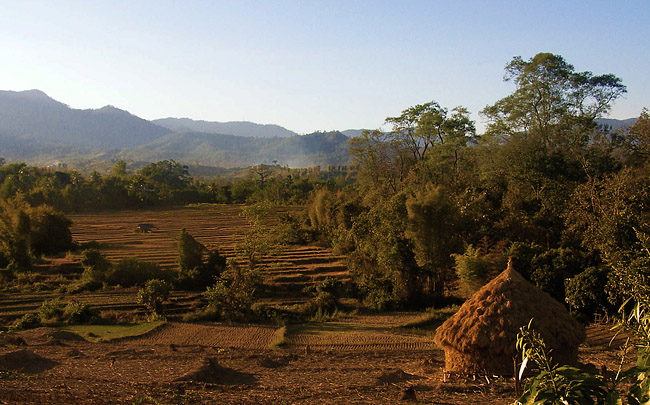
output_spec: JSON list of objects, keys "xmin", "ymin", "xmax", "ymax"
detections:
[{"xmin": 69, "ymin": 204, "xmax": 348, "ymax": 302}]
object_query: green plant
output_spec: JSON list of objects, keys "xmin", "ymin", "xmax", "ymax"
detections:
[
  {"xmin": 516, "ymin": 311, "xmax": 650, "ymax": 405},
  {"xmin": 38, "ymin": 298, "xmax": 66, "ymax": 324},
  {"xmin": 107, "ymin": 258, "xmax": 174, "ymax": 287},
  {"xmin": 137, "ymin": 279, "xmax": 171, "ymax": 315},
  {"xmin": 8, "ymin": 312, "xmax": 42, "ymax": 331},
  {"xmin": 203, "ymin": 261, "xmax": 261, "ymax": 321},
  {"xmin": 63, "ymin": 301, "xmax": 98, "ymax": 324},
  {"xmin": 268, "ymin": 326, "xmax": 287, "ymax": 349}
]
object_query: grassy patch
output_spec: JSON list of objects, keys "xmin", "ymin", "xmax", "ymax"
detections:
[
  {"xmin": 268, "ymin": 326, "xmax": 287, "ymax": 349},
  {"xmin": 397, "ymin": 306, "xmax": 460, "ymax": 329},
  {"xmin": 61, "ymin": 321, "xmax": 164, "ymax": 342}
]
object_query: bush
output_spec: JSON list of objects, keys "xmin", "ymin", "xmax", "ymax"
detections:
[
  {"xmin": 176, "ymin": 229, "xmax": 227, "ymax": 291},
  {"xmin": 137, "ymin": 279, "xmax": 172, "ymax": 314},
  {"xmin": 453, "ymin": 241, "xmax": 507, "ymax": 297},
  {"xmin": 107, "ymin": 258, "xmax": 174, "ymax": 287},
  {"xmin": 79, "ymin": 249, "xmax": 111, "ymax": 289},
  {"xmin": 565, "ymin": 266, "xmax": 611, "ymax": 319},
  {"xmin": 38, "ymin": 298, "xmax": 65, "ymax": 324},
  {"xmin": 9, "ymin": 313, "xmax": 42, "ymax": 331},
  {"xmin": 63, "ymin": 301, "xmax": 98, "ymax": 324},
  {"xmin": 530, "ymin": 248, "xmax": 582, "ymax": 302},
  {"xmin": 30, "ymin": 208, "xmax": 74, "ymax": 256},
  {"xmin": 204, "ymin": 262, "xmax": 261, "ymax": 321}
]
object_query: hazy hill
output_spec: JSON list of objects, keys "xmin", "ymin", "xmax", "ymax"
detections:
[
  {"xmin": 119, "ymin": 130, "xmax": 351, "ymax": 168},
  {"xmin": 153, "ymin": 117, "xmax": 298, "ymax": 138},
  {"xmin": 0, "ymin": 90, "xmax": 170, "ymax": 149},
  {"xmin": 596, "ymin": 117, "xmax": 637, "ymax": 130}
]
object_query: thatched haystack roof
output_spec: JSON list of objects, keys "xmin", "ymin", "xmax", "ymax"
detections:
[{"xmin": 434, "ymin": 260, "xmax": 585, "ymax": 374}]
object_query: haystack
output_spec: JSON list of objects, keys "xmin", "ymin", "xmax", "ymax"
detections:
[{"xmin": 434, "ymin": 260, "xmax": 585, "ymax": 375}]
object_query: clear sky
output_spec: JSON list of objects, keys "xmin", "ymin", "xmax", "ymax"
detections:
[{"xmin": 1, "ymin": 0, "xmax": 648, "ymax": 134}]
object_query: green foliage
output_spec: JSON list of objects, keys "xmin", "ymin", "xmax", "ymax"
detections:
[
  {"xmin": 177, "ymin": 228, "xmax": 205, "ymax": 273},
  {"xmin": 37, "ymin": 298, "xmax": 98, "ymax": 325},
  {"xmin": 405, "ymin": 185, "xmax": 466, "ymax": 297},
  {"xmin": 565, "ymin": 266, "xmax": 611, "ymax": 318},
  {"xmin": 107, "ymin": 258, "xmax": 174, "ymax": 287},
  {"xmin": 453, "ymin": 239, "xmax": 507, "ymax": 296},
  {"xmin": 9, "ymin": 312, "xmax": 42, "ymax": 331},
  {"xmin": 516, "ymin": 320, "xmax": 611, "ymax": 404},
  {"xmin": 176, "ymin": 228, "xmax": 226, "ymax": 290},
  {"xmin": 235, "ymin": 201, "xmax": 283, "ymax": 270},
  {"xmin": 203, "ymin": 261, "xmax": 261, "ymax": 321},
  {"xmin": 137, "ymin": 279, "xmax": 172, "ymax": 315},
  {"xmin": 517, "ymin": 301, "xmax": 650, "ymax": 405},
  {"xmin": 29, "ymin": 206, "xmax": 73, "ymax": 256},
  {"xmin": 530, "ymin": 248, "xmax": 582, "ymax": 302},
  {"xmin": 606, "ymin": 229, "xmax": 650, "ymax": 307}
]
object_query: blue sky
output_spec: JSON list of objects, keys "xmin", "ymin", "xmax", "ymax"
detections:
[{"xmin": 1, "ymin": 1, "xmax": 648, "ymax": 134}]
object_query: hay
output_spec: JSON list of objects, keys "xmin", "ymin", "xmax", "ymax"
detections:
[{"xmin": 434, "ymin": 261, "xmax": 585, "ymax": 374}]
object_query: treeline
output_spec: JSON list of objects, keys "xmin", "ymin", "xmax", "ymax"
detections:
[
  {"xmin": 0, "ymin": 159, "xmax": 353, "ymax": 212},
  {"xmin": 303, "ymin": 53, "xmax": 650, "ymax": 319}
]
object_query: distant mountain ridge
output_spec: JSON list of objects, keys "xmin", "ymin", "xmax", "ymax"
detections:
[
  {"xmin": 0, "ymin": 90, "xmax": 170, "ymax": 149},
  {"xmin": 0, "ymin": 89, "xmax": 638, "ymax": 170},
  {"xmin": 152, "ymin": 117, "xmax": 299, "ymax": 138}
]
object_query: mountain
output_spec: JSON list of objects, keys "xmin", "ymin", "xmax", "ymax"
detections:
[
  {"xmin": 152, "ymin": 117, "xmax": 298, "ymax": 138},
  {"xmin": 119, "ymin": 131, "xmax": 350, "ymax": 168},
  {"xmin": 341, "ymin": 129, "xmax": 368, "ymax": 138},
  {"xmin": 596, "ymin": 117, "xmax": 637, "ymax": 130},
  {"xmin": 0, "ymin": 90, "xmax": 171, "ymax": 149}
]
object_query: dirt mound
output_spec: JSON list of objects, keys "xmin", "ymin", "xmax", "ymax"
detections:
[
  {"xmin": 0, "ymin": 334, "xmax": 26, "ymax": 347},
  {"xmin": 256, "ymin": 355, "xmax": 289, "ymax": 369},
  {"xmin": 0, "ymin": 349, "xmax": 58, "ymax": 373},
  {"xmin": 175, "ymin": 357, "xmax": 256, "ymax": 385},
  {"xmin": 376, "ymin": 368, "xmax": 422, "ymax": 385},
  {"xmin": 66, "ymin": 348, "xmax": 86, "ymax": 358}
]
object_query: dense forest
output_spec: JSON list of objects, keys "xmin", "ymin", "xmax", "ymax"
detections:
[{"xmin": 1, "ymin": 52, "xmax": 649, "ymax": 323}]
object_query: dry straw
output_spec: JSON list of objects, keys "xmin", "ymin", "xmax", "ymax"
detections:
[{"xmin": 434, "ymin": 259, "xmax": 585, "ymax": 375}]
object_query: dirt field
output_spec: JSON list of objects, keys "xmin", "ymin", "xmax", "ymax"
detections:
[
  {"xmin": 69, "ymin": 205, "xmax": 348, "ymax": 304},
  {"xmin": 0, "ymin": 205, "xmax": 636, "ymax": 403},
  {"xmin": 0, "ymin": 316, "xmax": 632, "ymax": 404}
]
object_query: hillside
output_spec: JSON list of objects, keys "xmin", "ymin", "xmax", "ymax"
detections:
[
  {"xmin": 120, "ymin": 130, "xmax": 351, "ymax": 168},
  {"xmin": 0, "ymin": 90, "xmax": 171, "ymax": 149},
  {"xmin": 0, "ymin": 89, "xmax": 638, "ymax": 170},
  {"xmin": 153, "ymin": 118, "xmax": 298, "ymax": 138}
]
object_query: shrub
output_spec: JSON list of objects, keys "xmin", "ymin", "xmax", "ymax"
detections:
[
  {"xmin": 137, "ymin": 279, "xmax": 172, "ymax": 314},
  {"xmin": 107, "ymin": 258, "xmax": 174, "ymax": 287},
  {"xmin": 530, "ymin": 248, "xmax": 582, "ymax": 302},
  {"xmin": 63, "ymin": 301, "xmax": 98, "ymax": 324},
  {"xmin": 29, "ymin": 208, "xmax": 74, "ymax": 256},
  {"xmin": 9, "ymin": 313, "xmax": 42, "ymax": 331},
  {"xmin": 176, "ymin": 229, "xmax": 227, "ymax": 291},
  {"xmin": 565, "ymin": 266, "xmax": 611, "ymax": 319},
  {"xmin": 453, "ymin": 241, "xmax": 507, "ymax": 297},
  {"xmin": 38, "ymin": 298, "xmax": 65, "ymax": 324},
  {"xmin": 79, "ymin": 249, "xmax": 112, "ymax": 289},
  {"xmin": 204, "ymin": 262, "xmax": 261, "ymax": 321}
]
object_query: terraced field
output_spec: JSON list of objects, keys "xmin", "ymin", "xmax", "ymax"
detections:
[{"xmin": 69, "ymin": 204, "xmax": 349, "ymax": 302}]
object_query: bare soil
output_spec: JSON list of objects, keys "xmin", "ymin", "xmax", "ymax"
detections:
[{"xmin": 0, "ymin": 318, "xmax": 629, "ymax": 404}]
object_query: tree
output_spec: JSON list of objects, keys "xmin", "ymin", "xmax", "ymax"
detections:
[
  {"xmin": 236, "ymin": 201, "xmax": 280, "ymax": 270},
  {"xmin": 138, "ymin": 279, "xmax": 171, "ymax": 315},
  {"xmin": 177, "ymin": 228, "xmax": 226, "ymax": 290},
  {"xmin": 251, "ymin": 164, "xmax": 273, "ymax": 189},
  {"xmin": 482, "ymin": 52, "xmax": 626, "ymax": 149},
  {"xmin": 405, "ymin": 185, "xmax": 466, "ymax": 297},
  {"xmin": 350, "ymin": 101, "xmax": 474, "ymax": 198}
]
